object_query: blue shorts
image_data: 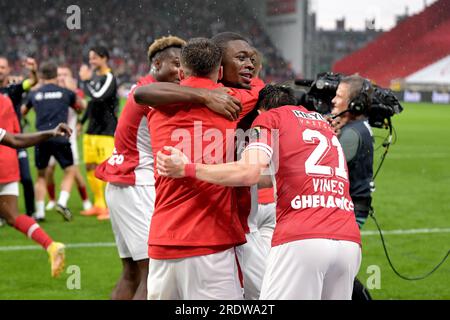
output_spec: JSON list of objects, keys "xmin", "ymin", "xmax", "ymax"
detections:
[{"xmin": 35, "ymin": 137, "xmax": 74, "ymax": 170}]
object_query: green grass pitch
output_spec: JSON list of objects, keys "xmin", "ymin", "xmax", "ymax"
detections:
[{"xmin": 0, "ymin": 102, "xmax": 449, "ymax": 299}]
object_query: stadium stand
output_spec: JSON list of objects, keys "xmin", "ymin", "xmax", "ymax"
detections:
[
  {"xmin": 405, "ymin": 54, "xmax": 450, "ymax": 88},
  {"xmin": 333, "ymin": 0, "xmax": 450, "ymax": 88},
  {"xmin": 0, "ymin": 0, "xmax": 294, "ymax": 84}
]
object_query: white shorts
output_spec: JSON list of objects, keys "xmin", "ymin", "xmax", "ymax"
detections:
[
  {"xmin": 257, "ymin": 202, "xmax": 276, "ymax": 248},
  {"xmin": 105, "ymin": 183, "xmax": 155, "ymax": 261},
  {"xmin": 247, "ymin": 185, "xmax": 260, "ymax": 233},
  {"xmin": 49, "ymin": 137, "xmax": 79, "ymax": 166},
  {"xmin": 236, "ymin": 231, "xmax": 270, "ymax": 300},
  {"xmin": 0, "ymin": 182, "xmax": 19, "ymax": 196},
  {"xmin": 147, "ymin": 248, "xmax": 243, "ymax": 300},
  {"xmin": 260, "ymin": 238, "xmax": 361, "ymax": 300}
]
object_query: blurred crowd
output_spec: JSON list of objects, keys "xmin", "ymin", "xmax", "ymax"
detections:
[{"xmin": 0, "ymin": 0, "xmax": 296, "ymax": 85}]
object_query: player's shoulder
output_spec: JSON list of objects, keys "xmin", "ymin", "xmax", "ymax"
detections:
[
  {"xmin": 58, "ymin": 86, "xmax": 74, "ymax": 95},
  {"xmin": 265, "ymin": 104, "xmax": 304, "ymax": 118},
  {"xmin": 137, "ymin": 75, "xmax": 156, "ymax": 87},
  {"xmin": 0, "ymin": 93, "xmax": 10, "ymax": 103},
  {"xmin": 0, "ymin": 95, "xmax": 15, "ymax": 114},
  {"xmin": 0, "ymin": 94, "xmax": 13, "ymax": 110},
  {"xmin": 5, "ymin": 82, "xmax": 22, "ymax": 92},
  {"xmin": 104, "ymin": 69, "xmax": 115, "ymax": 77},
  {"xmin": 51, "ymin": 84, "xmax": 72, "ymax": 95}
]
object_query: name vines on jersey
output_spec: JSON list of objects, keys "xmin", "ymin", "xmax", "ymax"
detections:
[{"xmin": 291, "ymin": 109, "xmax": 354, "ymax": 213}]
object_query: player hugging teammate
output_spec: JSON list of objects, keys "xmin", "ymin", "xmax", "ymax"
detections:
[
  {"xmin": 135, "ymin": 33, "xmax": 362, "ymax": 300},
  {"xmin": 1, "ymin": 30, "xmax": 364, "ymax": 299}
]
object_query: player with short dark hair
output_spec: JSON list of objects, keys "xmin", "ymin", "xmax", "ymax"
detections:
[
  {"xmin": 156, "ymin": 84, "xmax": 362, "ymax": 300},
  {"xmin": 134, "ymin": 32, "xmax": 266, "ymax": 300},
  {"xmin": 179, "ymin": 37, "xmax": 223, "ymax": 76},
  {"xmin": 211, "ymin": 32, "xmax": 255, "ymax": 90},
  {"xmin": 23, "ymin": 62, "xmax": 79, "ymax": 222},
  {"xmin": 138, "ymin": 37, "xmax": 262, "ymax": 300},
  {"xmin": 79, "ymin": 46, "xmax": 118, "ymax": 220},
  {"xmin": 95, "ymin": 35, "xmax": 186, "ymax": 300},
  {"xmin": 0, "ymin": 56, "xmax": 39, "ymax": 218},
  {"xmin": 0, "ymin": 92, "xmax": 69, "ymax": 277}
]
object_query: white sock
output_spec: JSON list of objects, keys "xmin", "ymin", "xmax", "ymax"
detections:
[
  {"xmin": 36, "ymin": 201, "xmax": 45, "ymax": 219},
  {"xmin": 57, "ymin": 191, "xmax": 70, "ymax": 207},
  {"xmin": 83, "ymin": 200, "xmax": 92, "ymax": 210}
]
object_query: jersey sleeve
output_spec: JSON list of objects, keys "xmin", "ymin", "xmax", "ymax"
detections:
[
  {"xmin": 12, "ymin": 83, "xmax": 25, "ymax": 95},
  {"xmin": 25, "ymin": 94, "xmax": 34, "ymax": 110},
  {"xmin": 22, "ymin": 79, "xmax": 33, "ymax": 92},
  {"xmin": 244, "ymin": 110, "xmax": 281, "ymax": 160},
  {"xmin": 3, "ymin": 97, "xmax": 21, "ymax": 134},
  {"xmin": 228, "ymin": 85, "xmax": 262, "ymax": 121},
  {"xmin": 12, "ymin": 112, "xmax": 20, "ymax": 134}
]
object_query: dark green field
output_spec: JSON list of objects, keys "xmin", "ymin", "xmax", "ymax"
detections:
[{"xmin": 0, "ymin": 102, "xmax": 449, "ymax": 299}]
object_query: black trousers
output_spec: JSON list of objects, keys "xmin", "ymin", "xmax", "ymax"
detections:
[
  {"xmin": 353, "ymin": 278, "xmax": 373, "ymax": 300},
  {"xmin": 18, "ymin": 149, "xmax": 35, "ymax": 216}
]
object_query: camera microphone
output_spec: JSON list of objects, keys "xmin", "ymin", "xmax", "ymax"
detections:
[{"xmin": 331, "ymin": 109, "xmax": 349, "ymax": 119}]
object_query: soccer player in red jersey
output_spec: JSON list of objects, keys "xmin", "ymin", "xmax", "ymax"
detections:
[
  {"xmin": 134, "ymin": 32, "xmax": 266, "ymax": 300},
  {"xmin": 134, "ymin": 37, "xmax": 266, "ymax": 300},
  {"xmin": 0, "ymin": 93, "xmax": 71, "ymax": 277},
  {"xmin": 95, "ymin": 36, "xmax": 186, "ymax": 300},
  {"xmin": 157, "ymin": 85, "xmax": 362, "ymax": 300}
]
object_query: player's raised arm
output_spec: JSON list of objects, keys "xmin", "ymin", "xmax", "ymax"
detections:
[
  {"xmin": 156, "ymin": 146, "xmax": 271, "ymax": 187},
  {"xmin": 0, "ymin": 123, "xmax": 72, "ymax": 149},
  {"xmin": 22, "ymin": 57, "xmax": 39, "ymax": 90},
  {"xmin": 134, "ymin": 82, "xmax": 241, "ymax": 121}
]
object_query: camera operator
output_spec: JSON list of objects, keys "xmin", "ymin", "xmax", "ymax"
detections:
[
  {"xmin": 331, "ymin": 75, "xmax": 374, "ymax": 228},
  {"xmin": 330, "ymin": 74, "xmax": 374, "ymax": 300}
]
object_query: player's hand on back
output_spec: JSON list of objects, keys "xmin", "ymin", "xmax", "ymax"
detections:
[
  {"xmin": 326, "ymin": 114, "xmax": 346, "ymax": 136},
  {"xmin": 156, "ymin": 146, "xmax": 190, "ymax": 178},
  {"xmin": 206, "ymin": 88, "xmax": 242, "ymax": 121},
  {"xmin": 53, "ymin": 123, "xmax": 73, "ymax": 138}
]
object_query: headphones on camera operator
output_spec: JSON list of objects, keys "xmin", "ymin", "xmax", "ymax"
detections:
[
  {"xmin": 332, "ymin": 78, "xmax": 372, "ymax": 119},
  {"xmin": 347, "ymin": 78, "xmax": 372, "ymax": 115}
]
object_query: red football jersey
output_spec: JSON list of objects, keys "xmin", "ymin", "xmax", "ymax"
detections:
[
  {"xmin": 0, "ymin": 95, "xmax": 20, "ymax": 184},
  {"xmin": 248, "ymin": 105, "xmax": 361, "ymax": 247},
  {"xmin": 95, "ymin": 75, "xmax": 155, "ymax": 186},
  {"xmin": 147, "ymin": 77, "xmax": 260, "ymax": 259}
]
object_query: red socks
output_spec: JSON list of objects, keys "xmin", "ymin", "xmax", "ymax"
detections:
[
  {"xmin": 78, "ymin": 185, "xmax": 88, "ymax": 201},
  {"xmin": 49, "ymin": 183, "xmax": 88, "ymax": 201},
  {"xmin": 47, "ymin": 184, "xmax": 56, "ymax": 201},
  {"xmin": 14, "ymin": 215, "xmax": 53, "ymax": 250}
]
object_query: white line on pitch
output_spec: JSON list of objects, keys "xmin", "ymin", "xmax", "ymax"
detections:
[
  {"xmin": 0, "ymin": 228, "xmax": 449, "ymax": 252},
  {"xmin": 0, "ymin": 242, "xmax": 116, "ymax": 252}
]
